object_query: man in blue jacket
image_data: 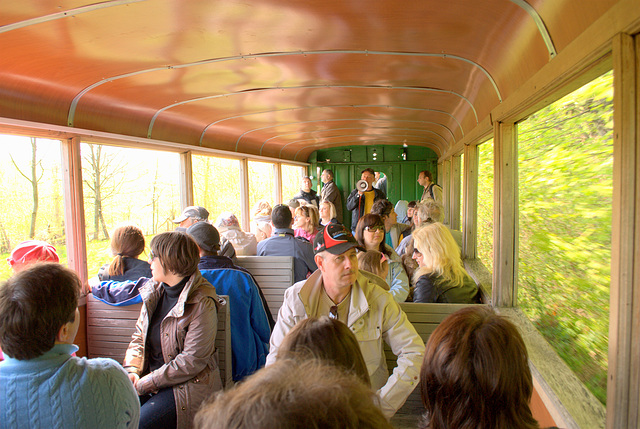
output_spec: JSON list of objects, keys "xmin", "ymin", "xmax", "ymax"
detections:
[
  {"xmin": 257, "ymin": 204, "xmax": 318, "ymax": 282},
  {"xmin": 186, "ymin": 222, "xmax": 272, "ymax": 382}
]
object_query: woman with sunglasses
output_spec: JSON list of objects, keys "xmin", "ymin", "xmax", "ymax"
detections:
[
  {"xmin": 293, "ymin": 205, "xmax": 320, "ymax": 242},
  {"xmin": 354, "ymin": 214, "xmax": 409, "ymax": 302},
  {"xmin": 124, "ymin": 231, "xmax": 222, "ymax": 429},
  {"xmin": 411, "ymin": 223, "xmax": 479, "ymax": 304}
]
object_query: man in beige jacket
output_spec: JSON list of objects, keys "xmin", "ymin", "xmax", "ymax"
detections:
[{"xmin": 266, "ymin": 223, "xmax": 424, "ymax": 419}]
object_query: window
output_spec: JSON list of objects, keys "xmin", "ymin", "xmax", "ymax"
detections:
[
  {"xmin": 477, "ymin": 140, "xmax": 494, "ymax": 272},
  {"xmin": 517, "ymin": 71, "xmax": 613, "ymax": 404},
  {"xmin": 81, "ymin": 143, "xmax": 180, "ymax": 278},
  {"xmin": 193, "ymin": 155, "xmax": 242, "ymax": 224},
  {"xmin": 0, "ymin": 136, "xmax": 65, "ymax": 281}
]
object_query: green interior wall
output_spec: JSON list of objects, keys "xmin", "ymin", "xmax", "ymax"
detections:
[{"xmin": 307, "ymin": 145, "xmax": 439, "ymax": 229}]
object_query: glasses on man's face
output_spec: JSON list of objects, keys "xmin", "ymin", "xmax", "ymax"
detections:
[
  {"xmin": 364, "ymin": 225, "xmax": 384, "ymax": 233},
  {"xmin": 329, "ymin": 305, "xmax": 339, "ymax": 320}
]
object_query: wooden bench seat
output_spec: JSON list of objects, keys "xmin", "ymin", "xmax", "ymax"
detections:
[
  {"xmin": 86, "ymin": 293, "xmax": 233, "ymax": 388},
  {"xmin": 235, "ymin": 255, "xmax": 294, "ymax": 321}
]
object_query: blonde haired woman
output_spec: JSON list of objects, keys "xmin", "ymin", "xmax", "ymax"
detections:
[
  {"xmin": 293, "ymin": 205, "xmax": 319, "ymax": 242},
  {"xmin": 412, "ymin": 223, "xmax": 479, "ymax": 303},
  {"xmin": 319, "ymin": 201, "xmax": 338, "ymax": 226}
]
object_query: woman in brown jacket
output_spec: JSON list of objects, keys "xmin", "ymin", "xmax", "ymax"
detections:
[{"xmin": 124, "ymin": 231, "xmax": 222, "ymax": 429}]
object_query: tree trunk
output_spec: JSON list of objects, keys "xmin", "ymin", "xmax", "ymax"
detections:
[
  {"xmin": 93, "ymin": 145, "xmax": 102, "ymax": 241},
  {"xmin": 29, "ymin": 138, "xmax": 38, "ymax": 238}
]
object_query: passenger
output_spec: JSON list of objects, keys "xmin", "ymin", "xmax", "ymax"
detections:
[
  {"xmin": 319, "ymin": 200, "xmax": 339, "ymax": 226},
  {"xmin": 357, "ymin": 249, "xmax": 390, "ymax": 286},
  {"xmin": 266, "ymin": 223, "xmax": 424, "ymax": 418},
  {"xmin": 6, "ymin": 239, "xmax": 59, "ymax": 272},
  {"xmin": 374, "ymin": 171, "xmax": 388, "ymax": 196},
  {"xmin": 254, "ymin": 221, "xmax": 272, "ymax": 243},
  {"xmin": 395, "ymin": 199, "xmax": 409, "ymax": 225},
  {"xmin": 251, "ymin": 199, "xmax": 273, "ymax": 236},
  {"xmin": 186, "ymin": 222, "xmax": 273, "ymax": 381},
  {"xmin": 214, "ymin": 212, "xmax": 258, "ymax": 256},
  {"xmin": 286, "ymin": 198, "xmax": 300, "ymax": 218},
  {"xmin": 124, "ymin": 231, "xmax": 222, "ymax": 429},
  {"xmin": 278, "ymin": 316, "xmax": 370, "ymax": 385},
  {"xmin": 346, "ymin": 167, "xmax": 386, "ymax": 231},
  {"xmin": 406, "ymin": 200, "xmax": 418, "ymax": 225},
  {"xmin": 194, "ymin": 359, "xmax": 393, "ymax": 429},
  {"xmin": 97, "ymin": 223, "xmax": 152, "ymax": 282},
  {"xmin": 319, "ymin": 168, "xmax": 343, "ymax": 223},
  {"xmin": 0, "ymin": 263, "xmax": 140, "ymax": 428},
  {"xmin": 172, "ymin": 205, "xmax": 210, "ymax": 229},
  {"xmin": 355, "ymin": 214, "xmax": 410, "ymax": 303},
  {"xmin": 372, "ymin": 199, "xmax": 410, "ymax": 249},
  {"xmin": 292, "ymin": 176, "xmax": 320, "ymax": 208},
  {"xmin": 417, "ymin": 170, "xmax": 443, "ymax": 204},
  {"xmin": 420, "ymin": 307, "xmax": 540, "ymax": 429},
  {"xmin": 412, "ymin": 223, "xmax": 479, "ymax": 304},
  {"xmin": 257, "ymin": 204, "xmax": 317, "ymax": 282},
  {"xmin": 293, "ymin": 204, "xmax": 319, "ymax": 242},
  {"xmin": 173, "ymin": 205, "xmax": 236, "ymax": 260},
  {"xmin": 396, "ymin": 199, "xmax": 445, "ymax": 257}
]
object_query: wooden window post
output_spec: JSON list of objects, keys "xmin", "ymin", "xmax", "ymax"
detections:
[
  {"xmin": 179, "ymin": 151, "xmax": 194, "ymax": 209},
  {"xmin": 493, "ymin": 121, "xmax": 518, "ymax": 307},
  {"xmin": 239, "ymin": 158, "xmax": 250, "ymax": 231},
  {"xmin": 607, "ymin": 32, "xmax": 640, "ymax": 429},
  {"xmin": 462, "ymin": 144, "xmax": 478, "ymax": 260},
  {"xmin": 451, "ymin": 154, "xmax": 462, "ymax": 231}
]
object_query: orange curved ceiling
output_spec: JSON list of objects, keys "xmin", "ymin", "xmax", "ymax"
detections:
[{"xmin": 0, "ymin": 0, "xmax": 619, "ymax": 161}]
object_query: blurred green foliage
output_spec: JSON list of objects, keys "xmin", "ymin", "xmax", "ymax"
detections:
[{"xmin": 517, "ymin": 71, "xmax": 612, "ymax": 404}]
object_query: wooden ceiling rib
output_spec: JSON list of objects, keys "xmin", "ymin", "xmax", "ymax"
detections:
[{"xmin": 0, "ymin": 0, "xmax": 620, "ymax": 161}]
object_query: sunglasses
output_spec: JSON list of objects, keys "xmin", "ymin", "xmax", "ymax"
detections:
[
  {"xmin": 364, "ymin": 225, "xmax": 384, "ymax": 232},
  {"xmin": 412, "ymin": 247, "xmax": 422, "ymax": 256},
  {"xmin": 329, "ymin": 305, "xmax": 339, "ymax": 320}
]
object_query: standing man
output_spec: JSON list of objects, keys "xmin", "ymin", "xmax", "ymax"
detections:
[
  {"xmin": 346, "ymin": 168, "xmax": 386, "ymax": 230},
  {"xmin": 319, "ymin": 169, "xmax": 343, "ymax": 223},
  {"xmin": 266, "ymin": 223, "xmax": 424, "ymax": 418},
  {"xmin": 418, "ymin": 170, "xmax": 443, "ymax": 203},
  {"xmin": 292, "ymin": 176, "xmax": 320, "ymax": 208}
]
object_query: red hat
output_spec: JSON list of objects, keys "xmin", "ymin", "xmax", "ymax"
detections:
[{"xmin": 7, "ymin": 240, "xmax": 59, "ymax": 267}]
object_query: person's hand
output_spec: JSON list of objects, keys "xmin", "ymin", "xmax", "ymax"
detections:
[{"xmin": 128, "ymin": 373, "xmax": 139, "ymax": 388}]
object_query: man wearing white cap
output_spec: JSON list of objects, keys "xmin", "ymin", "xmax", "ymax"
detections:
[{"xmin": 172, "ymin": 206, "xmax": 210, "ymax": 229}]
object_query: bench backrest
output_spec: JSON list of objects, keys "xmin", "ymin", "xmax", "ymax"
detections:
[
  {"xmin": 235, "ymin": 255, "xmax": 294, "ymax": 321},
  {"xmin": 86, "ymin": 293, "xmax": 233, "ymax": 388},
  {"xmin": 387, "ymin": 302, "xmax": 488, "ymax": 416}
]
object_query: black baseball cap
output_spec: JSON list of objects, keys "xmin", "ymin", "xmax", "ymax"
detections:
[
  {"xmin": 313, "ymin": 223, "xmax": 364, "ymax": 255},
  {"xmin": 186, "ymin": 222, "xmax": 220, "ymax": 253}
]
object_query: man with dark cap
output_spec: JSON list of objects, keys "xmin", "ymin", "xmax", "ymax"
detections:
[
  {"xmin": 256, "ymin": 204, "xmax": 317, "ymax": 283},
  {"xmin": 265, "ymin": 223, "xmax": 424, "ymax": 419},
  {"xmin": 172, "ymin": 205, "xmax": 236, "ymax": 260},
  {"xmin": 186, "ymin": 222, "xmax": 273, "ymax": 381}
]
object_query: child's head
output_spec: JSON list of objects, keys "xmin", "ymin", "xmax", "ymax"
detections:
[{"xmin": 357, "ymin": 249, "xmax": 389, "ymax": 280}]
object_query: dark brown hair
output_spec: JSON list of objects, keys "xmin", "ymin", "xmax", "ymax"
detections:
[
  {"xmin": 194, "ymin": 359, "xmax": 392, "ymax": 429},
  {"xmin": 0, "ymin": 263, "xmax": 80, "ymax": 360},
  {"xmin": 357, "ymin": 250, "xmax": 388, "ymax": 279},
  {"xmin": 108, "ymin": 224, "xmax": 146, "ymax": 276},
  {"xmin": 371, "ymin": 199, "xmax": 393, "ymax": 218},
  {"xmin": 278, "ymin": 316, "xmax": 370, "ymax": 386},
  {"xmin": 420, "ymin": 307, "xmax": 539, "ymax": 429},
  {"xmin": 150, "ymin": 231, "xmax": 200, "ymax": 277},
  {"xmin": 354, "ymin": 214, "xmax": 390, "ymax": 256}
]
